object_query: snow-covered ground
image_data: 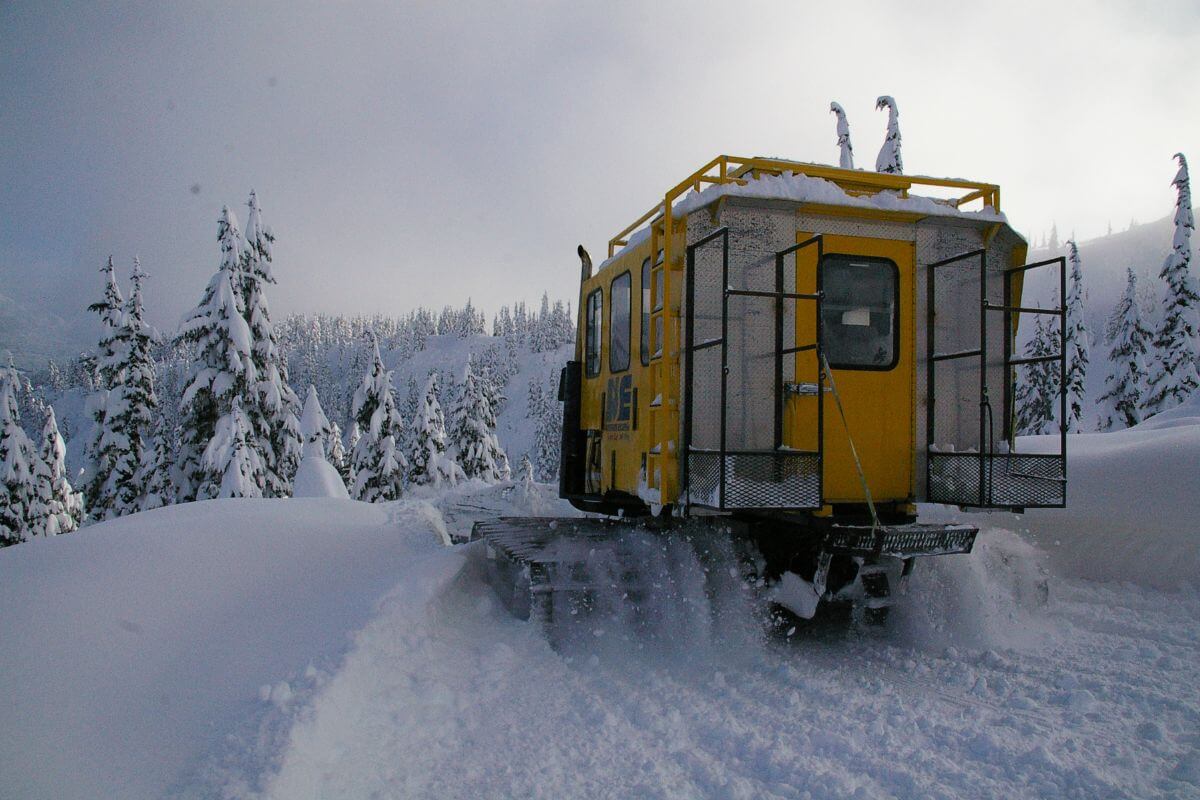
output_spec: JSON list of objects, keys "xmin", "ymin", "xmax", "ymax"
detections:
[{"xmin": 2, "ymin": 418, "xmax": 1198, "ymax": 799}]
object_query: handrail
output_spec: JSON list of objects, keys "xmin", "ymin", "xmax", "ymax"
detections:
[{"xmin": 606, "ymin": 154, "xmax": 1002, "ymax": 257}]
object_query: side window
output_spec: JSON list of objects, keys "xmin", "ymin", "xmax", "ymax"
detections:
[
  {"xmin": 585, "ymin": 288, "xmax": 603, "ymax": 377},
  {"xmin": 640, "ymin": 258, "xmax": 651, "ymax": 366},
  {"xmin": 820, "ymin": 254, "xmax": 898, "ymax": 370},
  {"xmin": 610, "ymin": 272, "xmax": 631, "ymax": 373}
]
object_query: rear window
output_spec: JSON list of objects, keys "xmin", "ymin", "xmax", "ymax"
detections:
[
  {"xmin": 585, "ymin": 288, "xmax": 603, "ymax": 377},
  {"xmin": 820, "ymin": 255, "xmax": 898, "ymax": 370}
]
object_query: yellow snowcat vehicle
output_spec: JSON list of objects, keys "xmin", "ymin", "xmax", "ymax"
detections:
[{"xmin": 475, "ymin": 154, "xmax": 1067, "ymax": 627}]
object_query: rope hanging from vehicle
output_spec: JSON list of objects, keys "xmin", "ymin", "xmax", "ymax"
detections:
[{"xmin": 821, "ymin": 353, "xmax": 882, "ymax": 539}]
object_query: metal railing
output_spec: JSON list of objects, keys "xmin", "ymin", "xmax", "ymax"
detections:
[
  {"xmin": 926, "ymin": 251, "xmax": 1067, "ymax": 508},
  {"xmin": 683, "ymin": 229, "xmax": 825, "ymax": 511},
  {"xmin": 608, "ymin": 154, "xmax": 1002, "ymax": 257}
]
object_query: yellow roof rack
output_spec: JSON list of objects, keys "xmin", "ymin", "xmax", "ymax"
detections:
[{"xmin": 607, "ymin": 155, "xmax": 1002, "ymax": 257}]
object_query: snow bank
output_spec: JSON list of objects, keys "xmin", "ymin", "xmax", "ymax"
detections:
[
  {"xmin": 0, "ymin": 498, "xmax": 447, "ymax": 800},
  {"xmin": 1006, "ymin": 418, "xmax": 1200, "ymax": 591}
]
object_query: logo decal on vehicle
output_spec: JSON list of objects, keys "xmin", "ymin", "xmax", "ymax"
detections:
[{"xmin": 605, "ymin": 374, "xmax": 633, "ymax": 431}]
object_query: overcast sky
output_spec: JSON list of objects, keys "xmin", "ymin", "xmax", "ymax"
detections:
[{"xmin": 2, "ymin": 1, "xmax": 1198, "ymax": 350}]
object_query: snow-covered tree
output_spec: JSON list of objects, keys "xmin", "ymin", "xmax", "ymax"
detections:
[
  {"xmin": 1144, "ymin": 153, "xmax": 1200, "ymax": 415},
  {"xmin": 328, "ymin": 420, "xmax": 347, "ymax": 478},
  {"xmin": 299, "ymin": 384, "xmax": 335, "ymax": 457},
  {"xmin": 350, "ymin": 337, "xmax": 407, "ymax": 502},
  {"xmin": 1064, "ymin": 241, "xmax": 1090, "ymax": 432},
  {"xmin": 528, "ymin": 377, "xmax": 561, "ymax": 482},
  {"xmin": 202, "ymin": 397, "xmax": 266, "ymax": 499},
  {"xmin": 84, "ymin": 256, "xmax": 126, "ymax": 519},
  {"xmin": 1015, "ymin": 311, "xmax": 1060, "ymax": 435},
  {"xmin": 175, "ymin": 207, "xmax": 260, "ymax": 502},
  {"xmin": 102, "ymin": 257, "xmax": 160, "ymax": 516},
  {"xmin": 408, "ymin": 372, "xmax": 464, "ymax": 487},
  {"xmin": 451, "ymin": 357, "xmax": 509, "ymax": 482},
  {"xmin": 1097, "ymin": 268, "xmax": 1152, "ymax": 430},
  {"xmin": 137, "ymin": 418, "xmax": 173, "ymax": 512},
  {"xmin": 343, "ymin": 421, "xmax": 361, "ymax": 487},
  {"xmin": 0, "ymin": 365, "xmax": 43, "ymax": 544},
  {"xmin": 242, "ymin": 191, "xmax": 303, "ymax": 497},
  {"xmin": 494, "ymin": 306, "xmax": 513, "ymax": 338},
  {"xmin": 34, "ymin": 407, "xmax": 82, "ymax": 535},
  {"xmin": 830, "ymin": 101, "xmax": 854, "ymax": 169},
  {"xmin": 874, "ymin": 96, "xmax": 902, "ymax": 174}
]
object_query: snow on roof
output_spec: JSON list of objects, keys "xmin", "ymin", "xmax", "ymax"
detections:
[{"xmin": 600, "ymin": 170, "xmax": 1007, "ymax": 270}]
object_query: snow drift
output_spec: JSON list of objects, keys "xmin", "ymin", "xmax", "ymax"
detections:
[
  {"xmin": 0, "ymin": 498, "xmax": 447, "ymax": 799},
  {"xmin": 1007, "ymin": 408, "xmax": 1200, "ymax": 591}
]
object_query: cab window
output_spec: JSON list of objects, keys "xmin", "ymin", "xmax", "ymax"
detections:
[
  {"xmin": 820, "ymin": 254, "xmax": 898, "ymax": 370},
  {"xmin": 610, "ymin": 271, "xmax": 631, "ymax": 373},
  {"xmin": 585, "ymin": 288, "xmax": 603, "ymax": 377}
]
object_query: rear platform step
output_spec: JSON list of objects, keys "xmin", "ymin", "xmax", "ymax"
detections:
[{"xmin": 822, "ymin": 522, "xmax": 979, "ymax": 557}]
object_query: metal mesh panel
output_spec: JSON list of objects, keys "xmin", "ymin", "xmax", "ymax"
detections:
[
  {"xmin": 686, "ymin": 452, "xmax": 721, "ymax": 507},
  {"xmin": 689, "ymin": 346, "xmax": 721, "ymax": 451},
  {"xmin": 928, "ymin": 453, "xmax": 1065, "ymax": 507},
  {"xmin": 988, "ymin": 454, "xmax": 1065, "ymax": 507},
  {"xmin": 687, "ymin": 451, "xmax": 820, "ymax": 509},
  {"xmin": 725, "ymin": 292, "xmax": 775, "ymax": 450},
  {"xmin": 927, "ymin": 453, "xmax": 983, "ymax": 505},
  {"xmin": 928, "ymin": 242, "xmax": 983, "ymax": 453}
]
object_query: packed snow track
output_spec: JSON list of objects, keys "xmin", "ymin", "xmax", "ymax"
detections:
[{"xmin": 1, "ymin": 481, "xmax": 1197, "ymax": 799}]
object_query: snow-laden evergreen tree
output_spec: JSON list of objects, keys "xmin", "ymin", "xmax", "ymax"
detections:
[
  {"xmin": 528, "ymin": 377, "xmax": 561, "ymax": 481},
  {"xmin": 494, "ymin": 306, "xmax": 514, "ymax": 339},
  {"xmin": 202, "ymin": 397, "xmax": 266, "ymax": 498},
  {"xmin": 104, "ymin": 257, "xmax": 160, "ymax": 516},
  {"xmin": 84, "ymin": 256, "xmax": 126, "ymax": 520},
  {"xmin": 1064, "ymin": 241, "xmax": 1090, "ymax": 432},
  {"xmin": 137, "ymin": 418, "xmax": 173, "ymax": 511},
  {"xmin": 350, "ymin": 338, "xmax": 407, "ymax": 502},
  {"xmin": 242, "ymin": 191, "xmax": 303, "ymax": 497},
  {"xmin": 343, "ymin": 421, "xmax": 361, "ymax": 487},
  {"xmin": 175, "ymin": 207, "xmax": 259, "ymax": 501},
  {"xmin": 399, "ymin": 375, "xmax": 420, "ymax": 450},
  {"xmin": 299, "ymin": 384, "xmax": 335, "ymax": 457},
  {"xmin": 479, "ymin": 365, "xmax": 508, "ymax": 427},
  {"xmin": 328, "ymin": 420, "xmax": 347, "ymax": 478},
  {"xmin": 513, "ymin": 303, "xmax": 529, "ymax": 345},
  {"xmin": 408, "ymin": 372, "xmax": 465, "ymax": 487},
  {"xmin": 34, "ymin": 407, "xmax": 82, "ymax": 535},
  {"xmin": 1097, "ymin": 268, "xmax": 1152, "ymax": 430},
  {"xmin": 1049, "ymin": 223, "xmax": 1060, "ymax": 252},
  {"xmin": 0, "ymin": 364, "xmax": 43, "ymax": 544},
  {"xmin": 1014, "ymin": 311, "xmax": 1060, "ymax": 435},
  {"xmin": 551, "ymin": 300, "xmax": 574, "ymax": 346},
  {"xmin": 874, "ymin": 96, "xmax": 902, "ymax": 174},
  {"xmin": 1144, "ymin": 153, "xmax": 1200, "ymax": 415},
  {"xmin": 830, "ymin": 101, "xmax": 854, "ymax": 169},
  {"xmin": 450, "ymin": 357, "xmax": 509, "ymax": 482}
]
